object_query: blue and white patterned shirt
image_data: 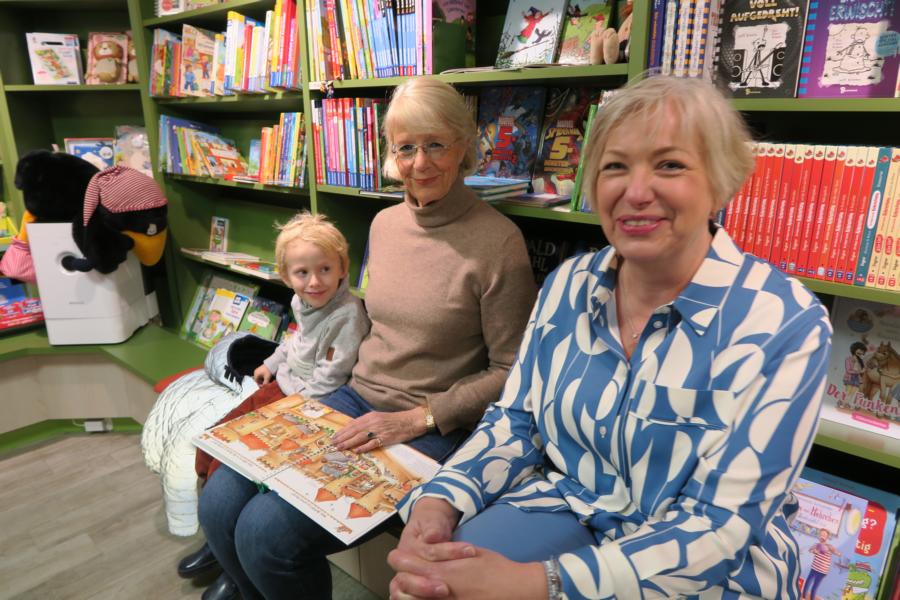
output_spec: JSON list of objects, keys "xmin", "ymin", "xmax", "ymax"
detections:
[{"xmin": 401, "ymin": 227, "xmax": 833, "ymax": 599}]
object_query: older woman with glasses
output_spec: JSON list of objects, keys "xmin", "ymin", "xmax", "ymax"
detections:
[{"xmin": 195, "ymin": 76, "xmax": 537, "ymax": 600}]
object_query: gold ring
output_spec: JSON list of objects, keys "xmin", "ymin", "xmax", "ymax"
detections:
[{"xmin": 374, "ymin": 437, "xmax": 383, "ymax": 448}]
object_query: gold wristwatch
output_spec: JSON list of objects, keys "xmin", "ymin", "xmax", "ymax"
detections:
[{"xmin": 424, "ymin": 402, "xmax": 436, "ymax": 433}]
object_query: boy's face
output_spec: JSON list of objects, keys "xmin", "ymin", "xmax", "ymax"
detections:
[{"xmin": 282, "ymin": 240, "xmax": 347, "ymax": 309}]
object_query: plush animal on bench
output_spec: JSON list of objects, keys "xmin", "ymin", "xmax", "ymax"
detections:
[{"xmin": 142, "ymin": 332, "xmax": 277, "ymax": 536}]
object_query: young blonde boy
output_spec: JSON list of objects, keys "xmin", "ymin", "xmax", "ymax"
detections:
[
  {"xmin": 254, "ymin": 211, "xmax": 370, "ymax": 398},
  {"xmin": 196, "ymin": 212, "xmax": 369, "ymax": 479}
]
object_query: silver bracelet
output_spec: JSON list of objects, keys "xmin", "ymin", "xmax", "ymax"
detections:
[{"xmin": 542, "ymin": 557, "xmax": 563, "ymax": 600}]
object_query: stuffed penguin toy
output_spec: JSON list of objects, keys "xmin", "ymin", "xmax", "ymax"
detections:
[{"xmin": 66, "ymin": 166, "xmax": 169, "ymax": 274}]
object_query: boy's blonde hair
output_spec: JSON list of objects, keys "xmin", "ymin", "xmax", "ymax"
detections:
[{"xmin": 275, "ymin": 212, "xmax": 349, "ymax": 276}]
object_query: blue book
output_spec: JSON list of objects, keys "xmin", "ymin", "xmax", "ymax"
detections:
[{"xmin": 475, "ymin": 86, "xmax": 548, "ymax": 182}]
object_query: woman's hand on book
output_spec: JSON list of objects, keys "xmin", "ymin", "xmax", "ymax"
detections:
[
  {"xmin": 331, "ymin": 407, "xmax": 428, "ymax": 452},
  {"xmin": 253, "ymin": 364, "xmax": 273, "ymax": 385}
]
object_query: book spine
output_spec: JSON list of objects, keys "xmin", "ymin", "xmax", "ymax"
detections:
[
  {"xmin": 770, "ymin": 144, "xmax": 796, "ymax": 271},
  {"xmin": 786, "ymin": 145, "xmax": 813, "ymax": 274},
  {"xmin": 841, "ymin": 148, "xmax": 877, "ymax": 283},
  {"xmin": 742, "ymin": 143, "xmax": 767, "ymax": 253},
  {"xmin": 687, "ymin": 0, "xmax": 710, "ymax": 78},
  {"xmin": 873, "ymin": 148, "xmax": 900, "ymax": 290},
  {"xmin": 795, "ymin": 0, "xmax": 819, "ymax": 97},
  {"xmin": 806, "ymin": 146, "xmax": 837, "ymax": 279},
  {"xmin": 830, "ymin": 147, "xmax": 859, "ymax": 281},
  {"xmin": 854, "ymin": 147, "xmax": 893, "ymax": 286},
  {"xmin": 795, "ymin": 145, "xmax": 826, "ymax": 276},
  {"xmin": 883, "ymin": 150, "xmax": 900, "ymax": 290},
  {"xmin": 816, "ymin": 145, "xmax": 849, "ymax": 280}
]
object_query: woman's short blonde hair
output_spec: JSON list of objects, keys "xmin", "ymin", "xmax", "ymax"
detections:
[
  {"xmin": 274, "ymin": 212, "xmax": 349, "ymax": 276},
  {"xmin": 381, "ymin": 77, "xmax": 477, "ymax": 180},
  {"xmin": 582, "ymin": 75, "xmax": 755, "ymax": 213}
]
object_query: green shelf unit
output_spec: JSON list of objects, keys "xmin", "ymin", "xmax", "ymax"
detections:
[
  {"xmin": 179, "ymin": 251, "xmax": 288, "ymax": 287},
  {"xmin": 309, "ymin": 64, "xmax": 630, "ymax": 92},
  {"xmin": 796, "ymin": 277, "xmax": 900, "ymax": 305},
  {"xmin": 156, "ymin": 90, "xmax": 303, "ymax": 113},
  {"xmin": 814, "ymin": 420, "xmax": 900, "ymax": 470},
  {"xmin": 733, "ymin": 98, "xmax": 900, "ymax": 112},
  {"xmin": 3, "ymin": 84, "xmax": 142, "ymax": 92},
  {"xmin": 165, "ymin": 172, "xmax": 309, "ymax": 196},
  {"xmin": 142, "ymin": 0, "xmax": 275, "ymax": 28}
]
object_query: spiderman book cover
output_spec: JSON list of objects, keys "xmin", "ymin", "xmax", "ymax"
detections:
[
  {"xmin": 475, "ymin": 86, "xmax": 547, "ymax": 181},
  {"xmin": 714, "ymin": 0, "xmax": 810, "ymax": 98},
  {"xmin": 822, "ymin": 297, "xmax": 900, "ymax": 440},
  {"xmin": 495, "ymin": 0, "xmax": 570, "ymax": 68}
]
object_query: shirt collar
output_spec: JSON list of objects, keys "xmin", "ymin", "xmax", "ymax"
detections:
[
  {"xmin": 404, "ymin": 176, "xmax": 479, "ymax": 228},
  {"xmin": 590, "ymin": 226, "xmax": 743, "ymax": 336}
]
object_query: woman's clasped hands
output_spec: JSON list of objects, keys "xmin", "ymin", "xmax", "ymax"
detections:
[{"xmin": 388, "ymin": 498, "xmax": 547, "ymax": 600}]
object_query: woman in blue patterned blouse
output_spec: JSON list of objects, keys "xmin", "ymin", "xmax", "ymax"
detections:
[{"xmin": 388, "ymin": 75, "xmax": 833, "ymax": 600}]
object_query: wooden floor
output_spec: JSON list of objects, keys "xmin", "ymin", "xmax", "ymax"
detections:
[{"xmin": 0, "ymin": 434, "xmax": 380, "ymax": 600}]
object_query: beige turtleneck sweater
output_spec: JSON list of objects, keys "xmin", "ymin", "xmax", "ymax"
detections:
[{"xmin": 350, "ymin": 177, "xmax": 537, "ymax": 433}]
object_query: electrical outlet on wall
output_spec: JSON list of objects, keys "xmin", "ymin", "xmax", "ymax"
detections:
[{"xmin": 83, "ymin": 418, "xmax": 113, "ymax": 433}]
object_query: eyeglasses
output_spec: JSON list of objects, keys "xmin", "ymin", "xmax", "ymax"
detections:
[{"xmin": 391, "ymin": 140, "xmax": 457, "ymax": 162}]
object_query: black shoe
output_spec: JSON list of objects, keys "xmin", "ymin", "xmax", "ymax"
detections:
[
  {"xmin": 177, "ymin": 543, "xmax": 219, "ymax": 579},
  {"xmin": 201, "ymin": 572, "xmax": 239, "ymax": 600}
]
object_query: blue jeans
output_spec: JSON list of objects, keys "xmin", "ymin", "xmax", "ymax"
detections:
[
  {"xmin": 198, "ymin": 385, "xmax": 467, "ymax": 600},
  {"xmin": 453, "ymin": 503, "xmax": 596, "ymax": 561}
]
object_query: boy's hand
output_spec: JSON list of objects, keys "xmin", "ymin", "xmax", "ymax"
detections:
[{"xmin": 253, "ymin": 364, "xmax": 273, "ymax": 385}]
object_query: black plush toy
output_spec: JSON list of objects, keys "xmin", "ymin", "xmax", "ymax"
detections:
[
  {"xmin": 14, "ymin": 149, "xmax": 98, "ymax": 223},
  {"xmin": 67, "ymin": 166, "xmax": 169, "ymax": 274}
]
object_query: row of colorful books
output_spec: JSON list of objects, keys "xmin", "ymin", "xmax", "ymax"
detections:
[
  {"xmin": 157, "ymin": 113, "xmax": 306, "ymax": 187},
  {"xmin": 26, "ymin": 31, "xmax": 138, "ymax": 86},
  {"xmin": 149, "ymin": 2, "xmax": 301, "ymax": 98},
  {"xmin": 181, "ymin": 271, "xmax": 294, "ymax": 349},
  {"xmin": 311, "ymin": 86, "xmax": 615, "ymax": 209},
  {"xmin": 723, "ymin": 144, "xmax": 900, "ymax": 290},
  {"xmin": 648, "ymin": 0, "xmax": 900, "ymax": 99}
]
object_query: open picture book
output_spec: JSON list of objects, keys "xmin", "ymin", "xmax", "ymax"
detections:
[{"xmin": 193, "ymin": 395, "xmax": 440, "ymax": 544}]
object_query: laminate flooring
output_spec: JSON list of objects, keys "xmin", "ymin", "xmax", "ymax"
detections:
[{"xmin": 0, "ymin": 434, "xmax": 380, "ymax": 600}]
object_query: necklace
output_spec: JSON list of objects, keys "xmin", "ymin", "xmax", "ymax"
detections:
[{"xmin": 616, "ymin": 278, "xmax": 640, "ymax": 341}]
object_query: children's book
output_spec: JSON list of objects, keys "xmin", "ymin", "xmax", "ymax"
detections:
[
  {"xmin": 114, "ymin": 125, "xmax": 152, "ymax": 176},
  {"xmin": 464, "ymin": 175, "xmax": 531, "ymax": 193},
  {"xmin": 201, "ymin": 251, "xmax": 259, "ymax": 266},
  {"xmin": 193, "ymin": 394, "xmax": 441, "ymax": 544},
  {"xmin": 495, "ymin": 0, "xmax": 570, "ymax": 69},
  {"xmin": 475, "ymin": 86, "xmax": 547, "ymax": 182},
  {"xmin": 64, "ymin": 138, "xmax": 116, "ymax": 170},
  {"xmin": 229, "ymin": 259, "xmax": 280, "ymax": 280},
  {"xmin": 247, "ymin": 139, "xmax": 261, "ymax": 177},
  {"xmin": 797, "ymin": 0, "xmax": 900, "ymax": 98},
  {"xmin": 714, "ymin": 0, "xmax": 810, "ymax": 98},
  {"xmin": 822, "ymin": 297, "xmax": 900, "ymax": 439},
  {"xmin": 532, "ymin": 87, "xmax": 602, "ymax": 196},
  {"xmin": 194, "ymin": 287, "xmax": 252, "ymax": 348},
  {"xmin": 556, "ymin": 1, "xmax": 613, "ymax": 65},
  {"xmin": 209, "ymin": 216, "xmax": 229, "ymax": 252},
  {"xmin": 26, "ymin": 33, "xmax": 83, "ymax": 85},
  {"xmin": 191, "ymin": 131, "xmax": 249, "ymax": 178},
  {"xmin": 792, "ymin": 468, "xmax": 899, "ymax": 600},
  {"xmin": 180, "ymin": 24, "xmax": 216, "ymax": 97},
  {"xmin": 428, "ymin": 0, "xmax": 477, "ymax": 73},
  {"xmin": 497, "ymin": 192, "xmax": 571, "ymax": 208},
  {"xmin": 0, "ymin": 203, "xmax": 18, "ymax": 252},
  {"xmin": 86, "ymin": 32, "xmax": 129, "ymax": 85},
  {"xmin": 180, "ymin": 272, "xmax": 258, "ymax": 340},
  {"xmin": 237, "ymin": 296, "xmax": 286, "ymax": 340},
  {"xmin": 156, "ymin": 0, "xmax": 186, "ymax": 17}
]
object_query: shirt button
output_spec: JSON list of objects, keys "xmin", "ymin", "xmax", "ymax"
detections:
[
  {"xmin": 599, "ymin": 426, "xmax": 607, "ymax": 437},
  {"xmin": 653, "ymin": 321, "xmax": 663, "ymax": 329}
]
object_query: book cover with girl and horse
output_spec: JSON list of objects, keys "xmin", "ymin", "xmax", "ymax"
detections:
[{"xmin": 822, "ymin": 297, "xmax": 900, "ymax": 440}]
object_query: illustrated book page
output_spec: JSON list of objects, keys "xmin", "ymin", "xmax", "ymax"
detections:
[{"xmin": 193, "ymin": 395, "xmax": 440, "ymax": 544}]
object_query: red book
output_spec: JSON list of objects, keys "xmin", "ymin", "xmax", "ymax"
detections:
[
  {"xmin": 842, "ymin": 148, "xmax": 879, "ymax": 284},
  {"xmin": 770, "ymin": 144, "xmax": 797, "ymax": 272},
  {"xmin": 810, "ymin": 146, "xmax": 850, "ymax": 281},
  {"xmin": 795, "ymin": 145, "xmax": 827, "ymax": 277},
  {"xmin": 758, "ymin": 143, "xmax": 786, "ymax": 262},
  {"xmin": 806, "ymin": 146, "xmax": 839, "ymax": 280},
  {"xmin": 786, "ymin": 145, "xmax": 815, "ymax": 274},
  {"xmin": 726, "ymin": 150, "xmax": 754, "ymax": 247},
  {"xmin": 740, "ymin": 144, "xmax": 768, "ymax": 252},
  {"xmin": 873, "ymin": 150, "xmax": 900, "ymax": 288},
  {"xmin": 832, "ymin": 147, "xmax": 864, "ymax": 283}
]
